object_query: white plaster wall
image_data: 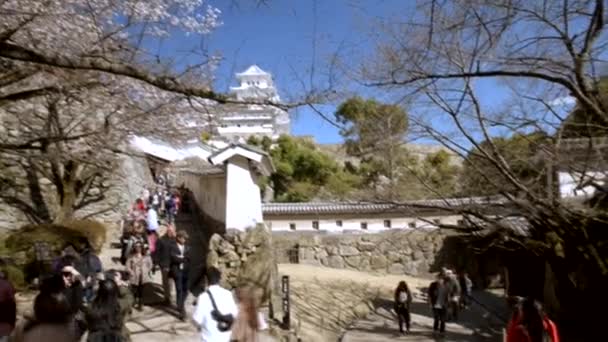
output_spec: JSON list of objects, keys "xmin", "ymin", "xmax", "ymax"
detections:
[
  {"xmin": 178, "ymin": 171, "xmax": 226, "ymax": 223},
  {"xmin": 559, "ymin": 171, "xmax": 605, "ymax": 198},
  {"xmin": 225, "ymin": 156, "xmax": 264, "ymax": 230},
  {"xmin": 266, "ymin": 214, "xmax": 462, "ymax": 232}
]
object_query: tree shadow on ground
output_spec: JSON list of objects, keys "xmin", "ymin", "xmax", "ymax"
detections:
[
  {"xmin": 371, "ymin": 292, "xmax": 504, "ymax": 342},
  {"xmin": 140, "ymin": 282, "xmax": 182, "ymax": 318},
  {"xmin": 343, "ymin": 322, "xmax": 495, "ymax": 342},
  {"xmin": 288, "ymin": 278, "xmax": 384, "ymax": 340}
]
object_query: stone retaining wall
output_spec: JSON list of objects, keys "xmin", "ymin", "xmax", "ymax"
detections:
[
  {"xmin": 273, "ymin": 230, "xmax": 461, "ymax": 277},
  {"xmin": 0, "ymin": 149, "xmax": 153, "ymax": 233}
]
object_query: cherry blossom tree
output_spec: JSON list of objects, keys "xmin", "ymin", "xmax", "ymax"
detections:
[{"xmin": 0, "ymin": 0, "xmax": 229, "ymax": 222}]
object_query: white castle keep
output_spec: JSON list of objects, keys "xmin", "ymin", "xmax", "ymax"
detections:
[{"xmin": 212, "ymin": 65, "xmax": 290, "ymax": 143}]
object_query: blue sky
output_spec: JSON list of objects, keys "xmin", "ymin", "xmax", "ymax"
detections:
[
  {"xmin": 204, "ymin": 0, "xmax": 415, "ymax": 144},
  {"xmin": 154, "ymin": 1, "xmax": 574, "ymax": 145}
]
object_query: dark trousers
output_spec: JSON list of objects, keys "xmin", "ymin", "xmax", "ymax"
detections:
[
  {"xmin": 161, "ymin": 268, "xmax": 172, "ymax": 304},
  {"xmin": 131, "ymin": 283, "xmax": 143, "ymax": 306},
  {"xmin": 448, "ymin": 298, "xmax": 460, "ymax": 321},
  {"xmin": 433, "ymin": 307, "xmax": 446, "ymax": 332},
  {"xmin": 174, "ymin": 270, "xmax": 188, "ymax": 313},
  {"xmin": 396, "ymin": 306, "xmax": 410, "ymax": 332}
]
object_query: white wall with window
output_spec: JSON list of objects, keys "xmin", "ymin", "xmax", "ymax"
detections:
[{"xmin": 265, "ymin": 215, "xmax": 461, "ymax": 232}]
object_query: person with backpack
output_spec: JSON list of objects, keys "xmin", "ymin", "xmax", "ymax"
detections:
[
  {"xmin": 506, "ymin": 298, "xmax": 559, "ymax": 342},
  {"xmin": 393, "ymin": 281, "xmax": 412, "ymax": 334},
  {"xmin": 192, "ymin": 267, "xmax": 238, "ymax": 342},
  {"xmin": 428, "ymin": 274, "xmax": 450, "ymax": 335},
  {"xmin": 444, "ymin": 270, "xmax": 461, "ymax": 321}
]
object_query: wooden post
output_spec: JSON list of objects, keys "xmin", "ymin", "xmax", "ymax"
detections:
[{"xmin": 282, "ymin": 275, "xmax": 290, "ymax": 330}]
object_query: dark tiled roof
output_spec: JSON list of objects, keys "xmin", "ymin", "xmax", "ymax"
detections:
[{"xmin": 262, "ymin": 197, "xmax": 505, "ymax": 215}]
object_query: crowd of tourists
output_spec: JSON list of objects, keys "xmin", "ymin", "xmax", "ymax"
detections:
[
  {"xmin": 0, "ymin": 178, "xmax": 268, "ymax": 342},
  {"xmin": 393, "ymin": 267, "xmax": 560, "ymax": 341}
]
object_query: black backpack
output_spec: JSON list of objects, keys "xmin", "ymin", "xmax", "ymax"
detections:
[{"xmin": 207, "ymin": 290, "xmax": 234, "ymax": 332}]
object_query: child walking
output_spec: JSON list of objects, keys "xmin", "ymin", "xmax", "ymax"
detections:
[{"xmin": 126, "ymin": 241, "xmax": 152, "ymax": 311}]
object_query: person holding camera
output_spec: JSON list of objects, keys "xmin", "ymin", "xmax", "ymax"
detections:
[{"xmin": 192, "ymin": 267, "xmax": 237, "ymax": 342}]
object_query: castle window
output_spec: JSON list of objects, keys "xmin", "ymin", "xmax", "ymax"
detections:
[
  {"xmin": 336, "ymin": 220, "xmax": 343, "ymax": 227},
  {"xmin": 289, "ymin": 223, "xmax": 296, "ymax": 230},
  {"xmin": 408, "ymin": 222, "xmax": 416, "ymax": 229},
  {"xmin": 360, "ymin": 222, "xmax": 368, "ymax": 229},
  {"xmin": 312, "ymin": 221, "xmax": 319, "ymax": 230},
  {"xmin": 384, "ymin": 220, "xmax": 391, "ymax": 228}
]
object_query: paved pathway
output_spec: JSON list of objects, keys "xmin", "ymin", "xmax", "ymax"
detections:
[
  {"xmin": 341, "ymin": 293, "xmax": 506, "ymax": 342},
  {"xmin": 100, "ymin": 210, "xmax": 277, "ymax": 342}
]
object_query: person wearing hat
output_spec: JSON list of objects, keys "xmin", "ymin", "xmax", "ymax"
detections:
[{"xmin": 126, "ymin": 241, "xmax": 153, "ymax": 311}]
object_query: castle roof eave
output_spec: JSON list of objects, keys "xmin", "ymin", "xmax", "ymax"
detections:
[{"xmin": 236, "ymin": 65, "xmax": 270, "ymax": 77}]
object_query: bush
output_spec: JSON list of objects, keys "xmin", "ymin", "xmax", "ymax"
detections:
[
  {"xmin": 4, "ymin": 224, "xmax": 90, "ymax": 256},
  {"xmin": 1, "ymin": 264, "xmax": 26, "ymax": 290},
  {"xmin": 62, "ymin": 219, "xmax": 107, "ymax": 253},
  {"xmin": 3, "ymin": 220, "xmax": 108, "ymax": 283}
]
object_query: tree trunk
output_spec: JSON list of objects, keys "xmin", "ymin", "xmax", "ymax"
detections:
[{"xmin": 54, "ymin": 179, "xmax": 77, "ymax": 224}]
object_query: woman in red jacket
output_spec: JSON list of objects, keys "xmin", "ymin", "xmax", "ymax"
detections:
[{"xmin": 506, "ymin": 298, "xmax": 559, "ymax": 342}]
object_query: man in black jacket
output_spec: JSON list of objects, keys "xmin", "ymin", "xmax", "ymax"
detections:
[
  {"xmin": 154, "ymin": 225, "xmax": 177, "ymax": 306},
  {"xmin": 171, "ymin": 230, "xmax": 190, "ymax": 320}
]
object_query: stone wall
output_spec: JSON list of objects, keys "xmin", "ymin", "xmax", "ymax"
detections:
[
  {"xmin": 273, "ymin": 230, "xmax": 458, "ymax": 277},
  {"xmin": 0, "ymin": 148, "xmax": 153, "ymax": 234},
  {"xmin": 206, "ymin": 225, "xmax": 284, "ymax": 321}
]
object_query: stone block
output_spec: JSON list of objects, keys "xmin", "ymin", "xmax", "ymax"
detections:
[
  {"xmin": 387, "ymin": 251, "xmax": 401, "ymax": 262},
  {"xmin": 327, "ymin": 255, "xmax": 345, "ymax": 268},
  {"xmin": 316, "ymin": 248, "xmax": 328, "ymax": 260},
  {"xmin": 359, "ymin": 257, "xmax": 371, "ymax": 271},
  {"xmin": 353, "ymin": 302, "xmax": 371, "ymax": 318},
  {"xmin": 412, "ymin": 250, "xmax": 424, "ymax": 261},
  {"xmin": 421, "ymin": 243, "xmax": 434, "ymax": 253},
  {"xmin": 224, "ymin": 250, "xmax": 240, "ymax": 262},
  {"xmin": 319, "ymin": 256, "xmax": 329, "ymax": 267},
  {"xmin": 357, "ymin": 241, "xmax": 376, "ymax": 252},
  {"xmin": 326, "ymin": 246, "xmax": 339, "ymax": 256},
  {"xmin": 388, "ymin": 263, "xmax": 405, "ymax": 275},
  {"xmin": 344, "ymin": 255, "xmax": 361, "ymax": 268},
  {"xmin": 298, "ymin": 247, "xmax": 315, "ymax": 261},
  {"xmin": 300, "ymin": 258, "xmax": 321, "ymax": 266},
  {"xmin": 338, "ymin": 245, "xmax": 360, "ymax": 256},
  {"xmin": 404, "ymin": 260, "xmax": 422, "ymax": 276},
  {"xmin": 376, "ymin": 241, "xmax": 392, "ymax": 253},
  {"xmin": 370, "ymin": 255, "xmax": 388, "ymax": 269},
  {"xmin": 340, "ymin": 236, "xmax": 357, "ymax": 245}
]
